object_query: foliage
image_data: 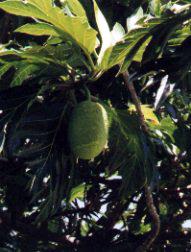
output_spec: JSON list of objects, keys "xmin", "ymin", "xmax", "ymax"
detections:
[{"xmin": 0, "ymin": 0, "xmax": 190, "ymax": 251}]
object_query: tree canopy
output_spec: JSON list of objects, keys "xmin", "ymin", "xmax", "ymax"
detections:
[{"xmin": 0, "ymin": 0, "xmax": 190, "ymax": 251}]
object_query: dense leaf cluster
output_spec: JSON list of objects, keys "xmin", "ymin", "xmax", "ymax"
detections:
[{"xmin": 0, "ymin": 0, "xmax": 190, "ymax": 251}]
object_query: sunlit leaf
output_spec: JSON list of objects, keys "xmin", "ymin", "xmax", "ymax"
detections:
[
  {"xmin": 126, "ymin": 7, "xmax": 144, "ymax": 32},
  {"xmin": 0, "ymin": 0, "xmax": 97, "ymax": 54},
  {"xmin": 150, "ymin": 0, "xmax": 161, "ymax": 16},
  {"xmin": 15, "ymin": 23, "xmax": 60, "ymax": 37},
  {"xmin": 93, "ymin": 0, "xmax": 112, "ymax": 64},
  {"xmin": 129, "ymin": 104, "xmax": 160, "ymax": 125},
  {"xmin": 64, "ymin": 0, "xmax": 87, "ymax": 19},
  {"xmin": 0, "ymin": 0, "xmax": 48, "ymax": 20},
  {"xmin": 111, "ymin": 22, "xmax": 125, "ymax": 44},
  {"xmin": 70, "ymin": 183, "xmax": 90, "ymax": 202}
]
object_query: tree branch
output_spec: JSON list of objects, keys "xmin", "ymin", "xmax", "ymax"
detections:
[
  {"xmin": 122, "ymin": 71, "xmax": 160, "ymax": 251},
  {"xmin": 122, "ymin": 71, "xmax": 148, "ymax": 133},
  {"xmin": 136, "ymin": 186, "xmax": 160, "ymax": 251}
]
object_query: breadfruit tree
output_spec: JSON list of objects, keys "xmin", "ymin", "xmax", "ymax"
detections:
[{"xmin": 0, "ymin": 0, "xmax": 190, "ymax": 251}]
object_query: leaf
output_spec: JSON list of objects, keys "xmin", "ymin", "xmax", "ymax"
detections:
[
  {"xmin": 27, "ymin": 0, "xmax": 53, "ymax": 13},
  {"xmin": 99, "ymin": 28, "xmax": 148, "ymax": 71},
  {"xmin": 150, "ymin": 0, "xmax": 161, "ymax": 16},
  {"xmin": 0, "ymin": 63, "xmax": 11, "ymax": 79},
  {"xmin": 64, "ymin": 0, "xmax": 87, "ymax": 19},
  {"xmin": 111, "ymin": 22, "xmax": 125, "ymax": 44},
  {"xmin": 0, "ymin": 132, "xmax": 5, "ymax": 154},
  {"xmin": 0, "ymin": 48, "xmax": 21, "ymax": 59},
  {"xmin": 169, "ymin": 26, "xmax": 191, "ymax": 46},
  {"xmin": 35, "ymin": 193, "xmax": 54, "ymax": 223},
  {"xmin": 20, "ymin": 44, "xmax": 85, "ymax": 68},
  {"xmin": 119, "ymin": 34, "xmax": 150, "ymax": 73},
  {"xmin": 11, "ymin": 63, "xmax": 41, "ymax": 87},
  {"xmin": 0, "ymin": 0, "xmax": 97, "ymax": 54},
  {"xmin": 129, "ymin": 104, "xmax": 160, "ymax": 125},
  {"xmin": 133, "ymin": 37, "xmax": 152, "ymax": 62},
  {"xmin": 139, "ymin": 223, "xmax": 151, "ymax": 234},
  {"xmin": 0, "ymin": 0, "xmax": 47, "ymax": 20},
  {"xmin": 54, "ymin": 16, "xmax": 97, "ymax": 54},
  {"xmin": 154, "ymin": 75, "xmax": 168, "ymax": 110},
  {"xmin": 43, "ymin": 4, "xmax": 97, "ymax": 54},
  {"xmin": 47, "ymin": 37, "xmax": 63, "ymax": 45},
  {"xmin": 15, "ymin": 23, "xmax": 60, "ymax": 37},
  {"xmin": 148, "ymin": 113, "xmax": 178, "ymax": 144},
  {"xmin": 170, "ymin": 3, "xmax": 191, "ymax": 14},
  {"xmin": 109, "ymin": 109, "xmax": 154, "ymax": 195},
  {"xmin": 142, "ymin": 20, "xmax": 179, "ymax": 63},
  {"xmin": 0, "ymin": 44, "xmax": 77, "ymax": 86},
  {"xmin": 70, "ymin": 183, "xmax": 90, "ymax": 202},
  {"xmin": 160, "ymin": 117, "xmax": 177, "ymax": 135},
  {"xmin": 93, "ymin": 0, "xmax": 112, "ymax": 64},
  {"xmin": 126, "ymin": 7, "xmax": 144, "ymax": 32},
  {"xmin": 3, "ymin": 95, "xmax": 69, "ymax": 205}
]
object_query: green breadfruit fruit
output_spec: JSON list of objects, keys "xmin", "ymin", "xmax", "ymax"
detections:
[{"xmin": 68, "ymin": 100, "xmax": 109, "ymax": 160}]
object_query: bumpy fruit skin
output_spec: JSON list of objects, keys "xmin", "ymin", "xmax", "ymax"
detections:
[{"xmin": 68, "ymin": 101, "xmax": 109, "ymax": 160}]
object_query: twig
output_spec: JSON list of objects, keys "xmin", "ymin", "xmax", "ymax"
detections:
[
  {"xmin": 136, "ymin": 186, "xmax": 160, "ymax": 252},
  {"xmin": 122, "ymin": 71, "xmax": 160, "ymax": 251},
  {"xmin": 122, "ymin": 71, "xmax": 148, "ymax": 133}
]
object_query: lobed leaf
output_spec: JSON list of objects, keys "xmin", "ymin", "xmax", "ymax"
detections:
[{"xmin": 0, "ymin": 0, "xmax": 97, "ymax": 54}]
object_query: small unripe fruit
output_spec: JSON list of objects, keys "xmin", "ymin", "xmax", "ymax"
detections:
[{"xmin": 68, "ymin": 101, "xmax": 109, "ymax": 160}]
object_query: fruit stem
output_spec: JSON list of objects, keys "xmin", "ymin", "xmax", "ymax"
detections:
[{"xmin": 82, "ymin": 84, "xmax": 91, "ymax": 101}]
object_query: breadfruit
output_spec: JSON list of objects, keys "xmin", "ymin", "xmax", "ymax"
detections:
[{"xmin": 68, "ymin": 101, "xmax": 109, "ymax": 160}]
